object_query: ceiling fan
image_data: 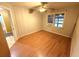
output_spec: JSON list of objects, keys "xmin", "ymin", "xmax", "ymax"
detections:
[{"xmin": 28, "ymin": 2, "xmax": 55, "ymax": 13}]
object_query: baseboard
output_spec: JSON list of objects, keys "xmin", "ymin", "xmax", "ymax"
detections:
[
  {"xmin": 43, "ymin": 29, "xmax": 71, "ymax": 38},
  {"xmin": 17, "ymin": 29, "xmax": 42, "ymax": 40},
  {"xmin": 17, "ymin": 28, "xmax": 71, "ymax": 40}
]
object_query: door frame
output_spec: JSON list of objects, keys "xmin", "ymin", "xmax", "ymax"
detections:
[{"xmin": 0, "ymin": 6, "xmax": 17, "ymax": 41}]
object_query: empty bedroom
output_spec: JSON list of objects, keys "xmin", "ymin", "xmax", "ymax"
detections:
[{"xmin": 0, "ymin": 2, "xmax": 79, "ymax": 57}]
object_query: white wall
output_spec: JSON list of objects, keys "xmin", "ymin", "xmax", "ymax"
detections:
[
  {"xmin": 43, "ymin": 9, "xmax": 79, "ymax": 37},
  {"xmin": 1, "ymin": 3, "xmax": 79, "ymax": 40},
  {"xmin": 70, "ymin": 16, "xmax": 79, "ymax": 56},
  {"xmin": 12, "ymin": 7, "xmax": 43, "ymax": 39}
]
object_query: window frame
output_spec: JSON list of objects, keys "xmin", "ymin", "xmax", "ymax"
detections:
[
  {"xmin": 48, "ymin": 15, "xmax": 54, "ymax": 23},
  {"xmin": 53, "ymin": 13, "xmax": 64, "ymax": 28}
]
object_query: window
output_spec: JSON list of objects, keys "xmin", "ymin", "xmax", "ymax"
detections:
[
  {"xmin": 48, "ymin": 15, "xmax": 53, "ymax": 23},
  {"xmin": 54, "ymin": 13, "xmax": 64, "ymax": 28}
]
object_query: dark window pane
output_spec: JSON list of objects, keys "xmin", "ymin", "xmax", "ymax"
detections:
[{"xmin": 48, "ymin": 15, "xmax": 53, "ymax": 23}]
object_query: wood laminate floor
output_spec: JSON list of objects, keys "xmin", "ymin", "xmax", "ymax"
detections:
[{"xmin": 10, "ymin": 30, "xmax": 71, "ymax": 57}]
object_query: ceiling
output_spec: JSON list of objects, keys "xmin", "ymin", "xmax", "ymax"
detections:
[
  {"xmin": 8, "ymin": 2, "xmax": 41, "ymax": 8},
  {"xmin": 48, "ymin": 2, "xmax": 79, "ymax": 9},
  {"xmin": 8, "ymin": 2, "xmax": 79, "ymax": 9}
]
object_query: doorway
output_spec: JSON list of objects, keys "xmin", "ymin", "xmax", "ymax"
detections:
[{"xmin": 0, "ymin": 8, "xmax": 15, "ymax": 48}]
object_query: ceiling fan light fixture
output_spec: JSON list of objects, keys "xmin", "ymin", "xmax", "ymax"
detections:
[{"xmin": 39, "ymin": 7, "xmax": 46, "ymax": 12}]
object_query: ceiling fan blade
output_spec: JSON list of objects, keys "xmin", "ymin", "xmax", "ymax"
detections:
[
  {"xmin": 41, "ymin": 2, "xmax": 48, "ymax": 6},
  {"xmin": 28, "ymin": 2, "xmax": 49, "ymax": 13},
  {"xmin": 28, "ymin": 9, "xmax": 34, "ymax": 13},
  {"xmin": 32, "ymin": 2, "xmax": 48, "ymax": 9}
]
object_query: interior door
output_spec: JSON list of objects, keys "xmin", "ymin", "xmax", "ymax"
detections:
[{"xmin": 0, "ymin": 23, "xmax": 10, "ymax": 57}]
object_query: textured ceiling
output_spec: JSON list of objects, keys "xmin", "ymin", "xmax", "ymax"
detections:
[
  {"xmin": 8, "ymin": 2, "xmax": 41, "ymax": 8},
  {"xmin": 0, "ymin": 2, "xmax": 79, "ymax": 9},
  {"xmin": 8, "ymin": 2, "xmax": 79, "ymax": 9},
  {"xmin": 47, "ymin": 2, "xmax": 79, "ymax": 9}
]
